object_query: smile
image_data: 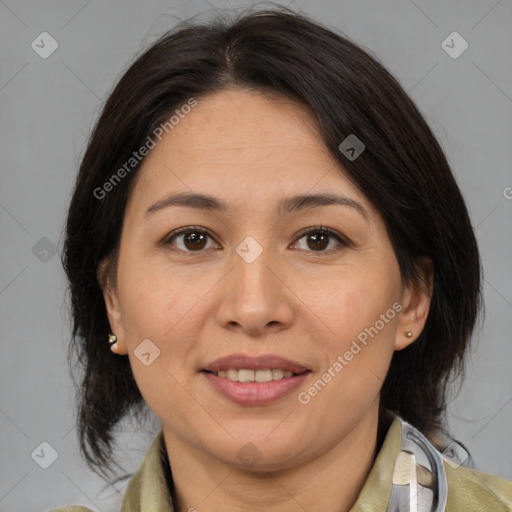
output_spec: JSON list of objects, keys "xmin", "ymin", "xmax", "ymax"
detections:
[
  {"xmin": 207, "ymin": 368, "xmax": 298, "ymax": 382},
  {"xmin": 201, "ymin": 353, "xmax": 311, "ymax": 405}
]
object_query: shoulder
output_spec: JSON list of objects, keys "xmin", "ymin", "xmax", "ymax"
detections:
[{"xmin": 445, "ymin": 461, "xmax": 512, "ymax": 511}]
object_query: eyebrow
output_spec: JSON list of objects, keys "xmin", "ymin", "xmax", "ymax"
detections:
[{"xmin": 145, "ymin": 192, "xmax": 368, "ymax": 220}]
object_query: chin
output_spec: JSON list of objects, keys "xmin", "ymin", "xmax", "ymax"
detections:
[{"xmin": 211, "ymin": 433, "xmax": 306, "ymax": 472}]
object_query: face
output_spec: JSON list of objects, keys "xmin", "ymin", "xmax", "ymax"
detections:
[{"xmin": 103, "ymin": 88, "xmax": 431, "ymax": 471}]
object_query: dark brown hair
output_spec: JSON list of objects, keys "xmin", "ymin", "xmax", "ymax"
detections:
[{"xmin": 62, "ymin": 6, "xmax": 482, "ymax": 476}]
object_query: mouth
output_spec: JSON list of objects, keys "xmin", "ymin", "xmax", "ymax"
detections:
[
  {"xmin": 200, "ymin": 353, "xmax": 311, "ymax": 405},
  {"xmin": 202, "ymin": 368, "xmax": 303, "ymax": 382}
]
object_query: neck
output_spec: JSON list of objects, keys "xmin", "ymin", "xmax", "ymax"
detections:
[{"xmin": 162, "ymin": 404, "xmax": 390, "ymax": 512}]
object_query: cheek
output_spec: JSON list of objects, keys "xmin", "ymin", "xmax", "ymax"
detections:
[
  {"xmin": 311, "ymin": 259, "xmax": 401, "ymax": 403},
  {"xmin": 116, "ymin": 253, "xmax": 197, "ymax": 339},
  {"xmin": 304, "ymin": 287, "xmax": 399, "ymax": 425},
  {"xmin": 116, "ymin": 260, "xmax": 199, "ymax": 422},
  {"xmin": 321, "ymin": 266, "xmax": 402, "ymax": 346},
  {"xmin": 115, "ymin": 255, "xmax": 208, "ymax": 391}
]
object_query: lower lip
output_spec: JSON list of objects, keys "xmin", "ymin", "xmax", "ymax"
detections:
[{"xmin": 201, "ymin": 371, "xmax": 311, "ymax": 406}]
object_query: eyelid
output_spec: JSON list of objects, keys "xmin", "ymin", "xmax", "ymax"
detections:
[
  {"xmin": 162, "ymin": 225, "xmax": 218, "ymax": 246},
  {"xmin": 162, "ymin": 225, "xmax": 351, "ymax": 253},
  {"xmin": 293, "ymin": 225, "xmax": 352, "ymax": 249}
]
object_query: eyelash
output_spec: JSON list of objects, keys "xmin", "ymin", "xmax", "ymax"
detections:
[{"xmin": 162, "ymin": 225, "xmax": 350, "ymax": 254}]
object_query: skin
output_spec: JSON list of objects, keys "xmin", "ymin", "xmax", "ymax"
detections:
[{"xmin": 101, "ymin": 87, "xmax": 432, "ymax": 512}]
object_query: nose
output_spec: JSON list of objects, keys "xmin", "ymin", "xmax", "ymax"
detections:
[{"xmin": 215, "ymin": 238, "xmax": 294, "ymax": 336}]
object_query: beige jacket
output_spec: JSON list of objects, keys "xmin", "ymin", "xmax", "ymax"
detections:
[{"xmin": 52, "ymin": 416, "xmax": 512, "ymax": 511}]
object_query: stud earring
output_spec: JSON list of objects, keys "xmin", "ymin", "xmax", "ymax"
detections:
[
  {"xmin": 405, "ymin": 331, "xmax": 413, "ymax": 338},
  {"xmin": 108, "ymin": 333, "xmax": 121, "ymax": 353}
]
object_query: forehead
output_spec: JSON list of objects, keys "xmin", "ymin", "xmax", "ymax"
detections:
[{"xmin": 126, "ymin": 88, "xmax": 370, "ymax": 217}]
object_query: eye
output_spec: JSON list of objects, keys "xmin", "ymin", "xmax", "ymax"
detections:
[
  {"xmin": 292, "ymin": 226, "xmax": 349, "ymax": 253},
  {"xmin": 163, "ymin": 226, "xmax": 219, "ymax": 252},
  {"xmin": 163, "ymin": 225, "xmax": 350, "ymax": 254}
]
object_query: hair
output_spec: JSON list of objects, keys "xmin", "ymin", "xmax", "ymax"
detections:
[{"xmin": 62, "ymin": 6, "xmax": 482, "ymax": 477}]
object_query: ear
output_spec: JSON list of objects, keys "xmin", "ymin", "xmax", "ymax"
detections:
[
  {"xmin": 395, "ymin": 258, "xmax": 433, "ymax": 351},
  {"xmin": 97, "ymin": 258, "xmax": 128, "ymax": 355}
]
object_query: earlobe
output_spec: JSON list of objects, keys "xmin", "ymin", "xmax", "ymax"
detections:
[
  {"xmin": 97, "ymin": 259, "xmax": 128, "ymax": 355},
  {"xmin": 395, "ymin": 260, "xmax": 433, "ymax": 351},
  {"xmin": 104, "ymin": 287, "xmax": 129, "ymax": 355}
]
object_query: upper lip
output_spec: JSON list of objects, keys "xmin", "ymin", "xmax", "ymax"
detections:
[{"xmin": 202, "ymin": 353, "xmax": 310, "ymax": 374}]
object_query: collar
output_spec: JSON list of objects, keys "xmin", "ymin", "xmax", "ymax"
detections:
[{"xmin": 120, "ymin": 415, "xmax": 405, "ymax": 511}]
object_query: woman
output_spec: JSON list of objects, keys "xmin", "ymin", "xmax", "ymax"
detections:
[{"xmin": 56, "ymin": 7, "xmax": 512, "ymax": 512}]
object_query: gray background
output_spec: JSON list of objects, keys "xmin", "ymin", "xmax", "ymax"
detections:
[{"xmin": 1, "ymin": 0, "xmax": 511, "ymax": 510}]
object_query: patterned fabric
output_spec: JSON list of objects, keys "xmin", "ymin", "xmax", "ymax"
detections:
[{"xmin": 51, "ymin": 416, "xmax": 512, "ymax": 511}]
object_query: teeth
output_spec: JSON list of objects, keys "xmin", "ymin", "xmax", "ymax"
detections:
[
  {"xmin": 272, "ymin": 369, "xmax": 284, "ymax": 380},
  {"xmin": 238, "ymin": 369, "xmax": 255, "ymax": 382},
  {"xmin": 255, "ymin": 369, "xmax": 272, "ymax": 382},
  {"xmin": 227, "ymin": 369, "xmax": 238, "ymax": 381},
  {"xmin": 215, "ymin": 369, "xmax": 297, "ymax": 382}
]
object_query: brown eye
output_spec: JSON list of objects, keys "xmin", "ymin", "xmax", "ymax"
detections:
[
  {"xmin": 293, "ymin": 227, "xmax": 348, "ymax": 253},
  {"xmin": 164, "ymin": 226, "xmax": 217, "ymax": 252},
  {"xmin": 164, "ymin": 225, "xmax": 349, "ymax": 254},
  {"xmin": 182, "ymin": 231, "xmax": 208, "ymax": 250},
  {"xmin": 305, "ymin": 232, "xmax": 329, "ymax": 251}
]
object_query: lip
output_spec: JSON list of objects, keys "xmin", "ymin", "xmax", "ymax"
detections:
[
  {"xmin": 202, "ymin": 371, "xmax": 311, "ymax": 406},
  {"xmin": 201, "ymin": 353, "xmax": 311, "ymax": 406},
  {"xmin": 202, "ymin": 353, "xmax": 310, "ymax": 374}
]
